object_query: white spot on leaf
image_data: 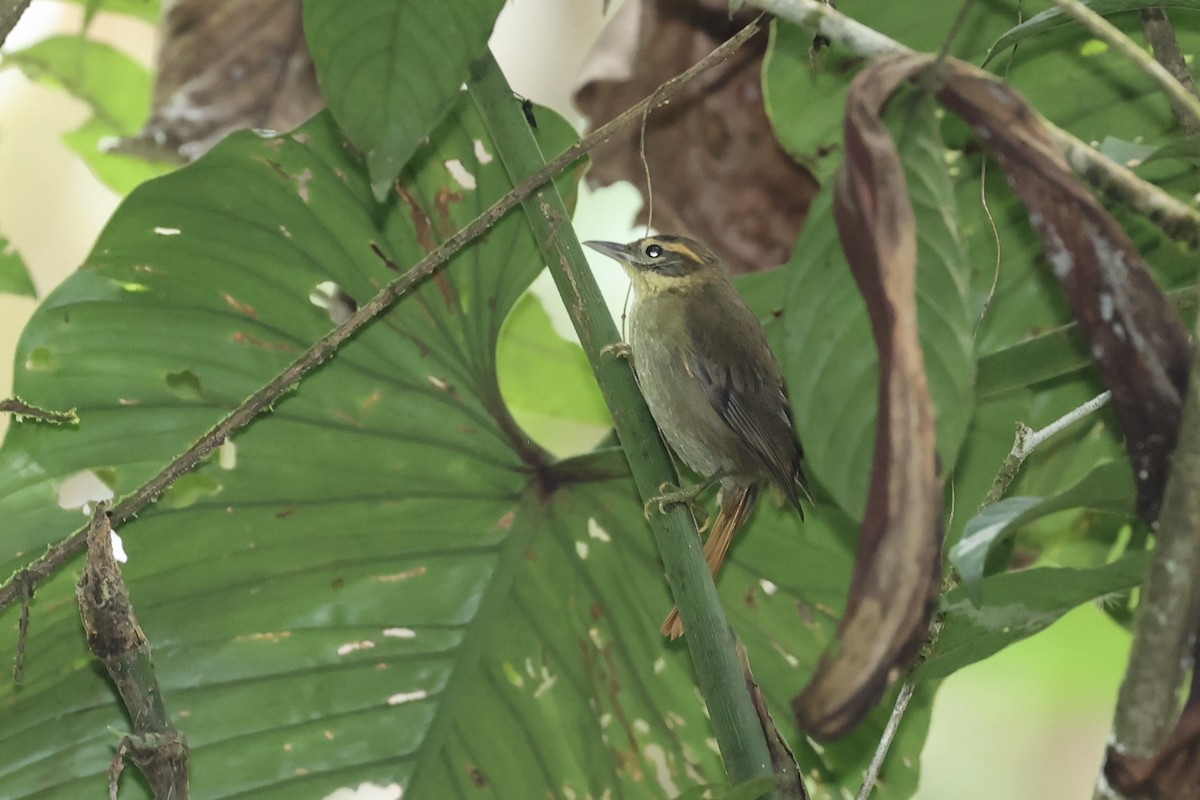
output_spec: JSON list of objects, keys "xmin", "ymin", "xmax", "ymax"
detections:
[
  {"xmin": 57, "ymin": 470, "xmax": 114, "ymax": 512},
  {"xmin": 387, "ymin": 689, "xmax": 428, "ymax": 706},
  {"xmin": 321, "ymin": 782, "xmax": 403, "ymax": 800},
  {"xmin": 587, "ymin": 518, "xmax": 612, "ymax": 542},
  {"xmin": 473, "ymin": 139, "xmax": 494, "ymax": 164},
  {"xmin": 383, "ymin": 627, "xmax": 416, "ymax": 639},
  {"xmin": 643, "ymin": 744, "xmax": 679, "ymax": 796},
  {"xmin": 110, "ymin": 529, "xmax": 128, "ymax": 563},
  {"xmin": 337, "ymin": 640, "xmax": 375, "ymax": 656},
  {"xmin": 575, "ymin": 541, "xmax": 589, "ymax": 559},
  {"xmin": 444, "ymin": 158, "xmax": 476, "ymax": 190},
  {"xmin": 153, "ymin": 226, "xmax": 181, "ymax": 236}
]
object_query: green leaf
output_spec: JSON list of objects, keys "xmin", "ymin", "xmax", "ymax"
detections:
[
  {"xmin": 762, "ymin": 19, "xmax": 851, "ymax": 183},
  {"xmin": 496, "ymin": 292, "xmax": 612, "ymax": 455},
  {"xmin": 0, "ymin": 94, "xmax": 671, "ymax": 797},
  {"xmin": 950, "ymin": 461, "xmax": 1137, "ymax": 599},
  {"xmin": 3, "ymin": 36, "xmax": 164, "ymax": 194},
  {"xmin": 3, "ymin": 36, "xmax": 151, "ymax": 133},
  {"xmin": 0, "ymin": 92, "xmax": 906, "ymax": 798},
  {"xmin": 976, "ymin": 319, "xmax": 1091, "ymax": 399},
  {"xmin": 303, "ymin": 0, "xmax": 506, "ymax": 197},
  {"xmin": 781, "ymin": 97, "xmax": 974, "ymax": 519},
  {"xmin": 918, "ymin": 551, "xmax": 1151, "ymax": 681},
  {"xmin": 62, "ymin": 115, "xmax": 175, "ymax": 196},
  {"xmin": 0, "ymin": 235, "xmax": 36, "ymax": 298},
  {"xmin": 983, "ymin": 0, "xmax": 1200, "ymax": 64}
]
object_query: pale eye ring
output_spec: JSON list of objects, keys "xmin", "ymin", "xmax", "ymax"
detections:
[{"xmin": 645, "ymin": 244, "xmax": 663, "ymax": 258}]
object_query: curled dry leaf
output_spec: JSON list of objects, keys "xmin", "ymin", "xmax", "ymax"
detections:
[
  {"xmin": 573, "ymin": 0, "xmax": 818, "ymax": 273},
  {"xmin": 126, "ymin": 0, "xmax": 323, "ymax": 161},
  {"xmin": 792, "ymin": 56, "xmax": 943, "ymax": 741},
  {"xmin": 929, "ymin": 57, "xmax": 1193, "ymax": 523},
  {"xmin": 796, "ymin": 50, "xmax": 1194, "ymax": 739}
]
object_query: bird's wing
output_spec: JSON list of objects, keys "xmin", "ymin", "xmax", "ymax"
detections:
[{"xmin": 682, "ymin": 285, "xmax": 805, "ymax": 512}]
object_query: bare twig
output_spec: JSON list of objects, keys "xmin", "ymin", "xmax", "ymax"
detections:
[
  {"xmin": 0, "ymin": 15, "xmax": 765, "ymax": 615},
  {"xmin": 1140, "ymin": 8, "xmax": 1200, "ymax": 135},
  {"xmin": 746, "ymin": 0, "xmax": 1200, "ymax": 249},
  {"xmin": 0, "ymin": 397, "xmax": 78, "ymax": 425},
  {"xmin": 855, "ymin": 683, "xmax": 915, "ymax": 800},
  {"xmin": 1050, "ymin": 0, "xmax": 1200, "ymax": 132},
  {"xmin": 982, "ymin": 391, "xmax": 1113, "ymax": 509},
  {"xmin": 858, "ymin": 390, "xmax": 1114, "ymax": 799}
]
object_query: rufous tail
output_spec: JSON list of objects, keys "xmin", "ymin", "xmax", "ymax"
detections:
[{"xmin": 661, "ymin": 485, "xmax": 757, "ymax": 639}]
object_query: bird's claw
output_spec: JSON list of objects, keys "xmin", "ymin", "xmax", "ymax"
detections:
[
  {"xmin": 602, "ymin": 341, "xmax": 632, "ymax": 359},
  {"xmin": 643, "ymin": 482, "xmax": 710, "ymax": 530}
]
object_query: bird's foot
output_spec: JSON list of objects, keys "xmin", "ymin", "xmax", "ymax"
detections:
[
  {"xmin": 643, "ymin": 481, "xmax": 711, "ymax": 531},
  {"xmin": 601, "ymin": 341, "xmax": 632, "ymax": 360}
]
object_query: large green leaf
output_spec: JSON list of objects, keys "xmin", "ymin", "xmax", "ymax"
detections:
[
  {"xmin": 2, "ymin": 35, "xmax": 167, "ymax": 194},
  {"xmin": 781, "ymin": 97, "xmax": 974, "ymax": 520},
  {"xmin": 3, "ymin": 36, "xmax": 149, "ymax": 130},
  {"xmin": 303, "ymin": 0, "xmax": 506, "ymax": 197},
  {"xmin": 950, "ymin": 460, "xmax": 1137, "ymax": 600},
  {"xmin": 918, "ymin": 551, "xmax": 1151, "ymax": 681},
  {"xmin": 0, "ymin": 90, "xmax": 918, "ymax": 798}
]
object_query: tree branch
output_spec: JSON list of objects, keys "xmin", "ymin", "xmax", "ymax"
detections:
[
  {"xmin": 1097, "ymin": 316, "xmax": 1200, "ymax": 799},
  {"xmin": 746, "ymin": 0, "xmax": 1200, "ymax": 249},
  {"xmin": 1140, "ymin": 7, "xmax": 1200, "ymax": 136},
  {"xmin": 0, "ymin": 19, "xmax": 766, "ymax": 616}
]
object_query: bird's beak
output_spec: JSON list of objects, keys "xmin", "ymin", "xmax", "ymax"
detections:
[{"xmin": 583, "ymin": 240, "xmax": 631, "ymax": 262}]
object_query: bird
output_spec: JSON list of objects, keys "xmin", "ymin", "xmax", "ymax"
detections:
[{"xmin": 584, "ymin": 234, "xmax": 807, "ymax": 638}]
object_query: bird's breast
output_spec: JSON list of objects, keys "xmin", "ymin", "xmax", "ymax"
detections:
[{"xmin": 628, "ymin": 293, "xmax": 754, "ymax": 480}]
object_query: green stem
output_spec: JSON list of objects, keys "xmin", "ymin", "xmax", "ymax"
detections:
[{"xmin": 467, "ymin": 51, "xmax": 777, "ymax": 793}]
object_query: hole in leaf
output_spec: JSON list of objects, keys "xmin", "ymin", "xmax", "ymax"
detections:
[
  {"xmin": 162, "ymin": 472, "xmax": 222, "ymax": 509},
  {"xmin": 473, "ymin": 139, "xmax": 493, "ymax": 164},
  {"xmin": 25, "ymin": 347, "xmax": 57, "ymax": 371},
  {"xmin": 309, "ymin": 281, "xmax": 358, "ymax": 324},
  {"xmin": 444, "ymin": 158, "xmax": 476, "ymax": 190},
  {"xmin": 57, "ymin": 469, "xmax": 115, "ymax": 512},
  {"xmin": 165, "ymin": 369, "xmax": 203, "ymax": 400},
  {"xmin": 219, "ymin": 439, "xmax": 237, "ymax": 470}
]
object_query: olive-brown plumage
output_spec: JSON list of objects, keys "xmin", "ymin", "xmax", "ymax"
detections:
[{"xmin": 584, "ymin": 235, "xmax": 806, "ymax": 638}]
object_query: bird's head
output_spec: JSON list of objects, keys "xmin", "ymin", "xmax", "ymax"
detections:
[{"xmin": 584, "ymin": 235, "xmax": 724, "ymax": 296}]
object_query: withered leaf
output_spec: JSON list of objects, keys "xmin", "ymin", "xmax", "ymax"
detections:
[
  {"xmin": 128, "ymin": 0, "xmax": 323, "ymax": 161},
  {"xmin": 930, "ymin": 56, "xmax": 1193, "ymax": 523},
  {"xmin": 792, "ymin": 56, "xmax": 943, "ymax": 741},
  {"xmin": 573, "ymin": 0, "xmax": 818, "ymax": 274}
]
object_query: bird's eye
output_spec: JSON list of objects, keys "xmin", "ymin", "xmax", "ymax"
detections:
[{"xmin": 645, "ymin": 244, "xmax": 663, "ymax": 258}]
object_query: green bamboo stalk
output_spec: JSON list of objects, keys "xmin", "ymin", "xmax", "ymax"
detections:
[{"xmin": 466, "ymin": 51, "xmax": 777, "ymax": 793}]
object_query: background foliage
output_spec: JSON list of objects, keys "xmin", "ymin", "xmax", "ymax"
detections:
[{"xmin": 2, "ymin": 0, "xmax": 1196, "ymax": 798}]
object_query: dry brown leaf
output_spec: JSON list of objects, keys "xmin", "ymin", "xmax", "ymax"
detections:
[
  {"xmin": 574, "ymin": 0, "xmax": 818, "ymax": 274},
  {"xmin": 128, "ymin": 0, "xmax": 323, "ymax": 161},
  {"xmin": 931, "ymin": 58, "xmax": 1194, "ymax": 523},
  {"xmin": 794, "ymin": 50, "xmax": 1194, "ymax": 740},
  {"xmin": 791, "ymin": 55, "xmax": 943, "ymax": 741}
]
